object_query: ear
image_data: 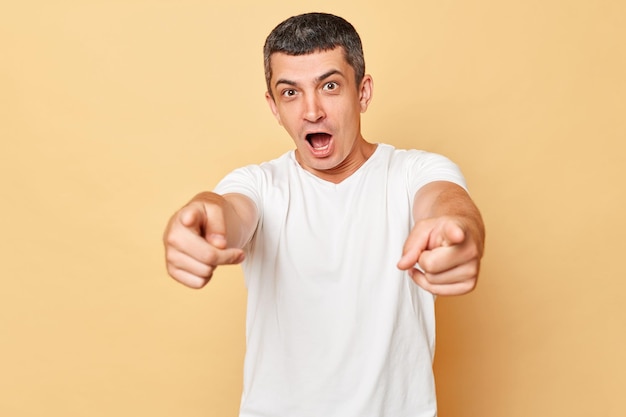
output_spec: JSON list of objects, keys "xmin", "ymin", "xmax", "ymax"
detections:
[
  {"xmin": 265, "ymin": 91, "xmax": 283, "ymax": 126},
  {"xmin": 358, "ymin": 75, "xmax": 374, "ymax": 113}
]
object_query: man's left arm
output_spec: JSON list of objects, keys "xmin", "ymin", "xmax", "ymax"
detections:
[{"xmin": 397, "ymin": 181, "xmax": 486, "ymax": 296}]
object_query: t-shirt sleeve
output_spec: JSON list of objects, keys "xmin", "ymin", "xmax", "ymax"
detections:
[
  {"xmin": 213, "ymin": 165, "xmax": 263, "ymax": 216},
  {"xmin": 405, "ymin": 150, "xmax": 468, "ymax": 196}
]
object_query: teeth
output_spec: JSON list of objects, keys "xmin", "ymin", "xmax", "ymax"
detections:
[{"xmin": 307, "ymin": 133, "xmax": 331, "ymax": 151}]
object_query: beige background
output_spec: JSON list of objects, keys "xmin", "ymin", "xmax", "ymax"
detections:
[{"xmin": 2, "ymin": 0, "xmax": 625, "ymax": 416}]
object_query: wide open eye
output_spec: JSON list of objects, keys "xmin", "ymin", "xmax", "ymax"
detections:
[
  {"xmin": 281, "ymin": 89, "xmax": 297, "ymax": 98},
  {"xmin": 323, "ymin": 81, "xmax": 339, "ymax": 91}
]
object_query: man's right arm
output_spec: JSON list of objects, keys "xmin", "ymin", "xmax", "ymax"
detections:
[{"xmin": 163, "ymin": 192, "xmax": 258, "ymax": 289}]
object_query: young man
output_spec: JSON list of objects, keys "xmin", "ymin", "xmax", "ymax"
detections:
[{"xmin": 163, "ymin": 12, "xmax": 485, "ymax": 417}]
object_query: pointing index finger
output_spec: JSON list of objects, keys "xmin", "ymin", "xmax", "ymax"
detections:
[
  {"xmin": 439, "ymin": 220, "xmax": 466, "ymax": 247},
  {"xmin": 202, "ymin": 203, "xmax": 229, "ymax": 249},
  {"xmin": 397, "ymin": 222, "xmax": 431, "ymax": 270}
]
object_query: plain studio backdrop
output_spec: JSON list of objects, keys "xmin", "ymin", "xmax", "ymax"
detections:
[{"xmin": 1, "ymin": 1, "xmax": 624, "ymax": 416}]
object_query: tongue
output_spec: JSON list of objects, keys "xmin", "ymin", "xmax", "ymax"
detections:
[{"xmin": 309, "ymin": 133, "xmax": 331, "ymax": 149}]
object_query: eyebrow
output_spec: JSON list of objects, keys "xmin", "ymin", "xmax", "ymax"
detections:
[
  {"xmin": 274, "ymin": 69, "xmax": 345, "ymax": 89},
  {"xmin": 316, "ymin": 69, "xmax": 344, "ymax": 83}
]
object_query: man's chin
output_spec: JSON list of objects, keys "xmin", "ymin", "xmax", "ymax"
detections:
[{"xmin": 295, "ymin": 151, "xmax": 340, "ymax": 172}]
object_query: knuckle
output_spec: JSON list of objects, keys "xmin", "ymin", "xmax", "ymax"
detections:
[
  {"xmin": 164, "ymin": 232, "xmax": 181, "ymax": 248},
  {"xmin": 168, "ymin": 268, "xmax": 187, "ymax": 284},
  {"xmin": 465, "ymin": 262, "xmax": 478, "ymax": 279},
  {"xmin": 198, "ymin": 264, "xmax": 215, "ymax": 279},
  {"xmin": 165, "ymin": 250, "xmax": 181, "ymax": 268},
  {"xmin": 420, "ymin": 256, "xmax": 436, "ymax": 272},
  {"xmin": 459, "ymin": 279, "xmax": 477, "ymax": 295},
  {"xmin": 201, "ymin": 250, "xmax": 218, "ymax": 266},
  {"xmin": 165, "ymin": 264, "xmax": 177, "ymax": 277},
  {"xmin": 164, "ymin": 247, "xmax": 176, "ymax": 261},
  {"xmin": 187, "ymin": 277, "xmax": 210, "ymax": 290}
]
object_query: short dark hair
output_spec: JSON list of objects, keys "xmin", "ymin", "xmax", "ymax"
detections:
[{"xmin": 263, "ymin": 12, "xmax": 365, "ymax": 96}]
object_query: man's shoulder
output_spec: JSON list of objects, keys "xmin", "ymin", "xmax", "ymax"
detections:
[
  {"xmin": 227, "ymin": 150, "xmax": 293, "ymax": 175},
  {"xmin": 259, "ymin": 149, "xmax": 294, "ymax": 169},
  {"xmin": 375, "ymin": 143, "xmax": 431, "ymax": 164},
  {"xmin": 374, "ymin": 144, "xmax": 462, "ymax": 184},
  {"xmin": 217, "ymin": 150, "xmax": 294, "ymax": 190}
]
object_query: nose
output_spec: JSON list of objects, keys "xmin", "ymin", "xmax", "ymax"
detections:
[{"xmin": 303, "ymin": 93, "xmax": 325, "ymax": 123}]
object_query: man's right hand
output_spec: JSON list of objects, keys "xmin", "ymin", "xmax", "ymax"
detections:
[{"xmin": 163, "ymin": 193, "xmax": 247, "ymax": 289}]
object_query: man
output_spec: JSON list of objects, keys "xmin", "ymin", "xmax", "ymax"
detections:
[{"xmin": 163, "ymin": 12, "xmax": 485, "ymax": 417}]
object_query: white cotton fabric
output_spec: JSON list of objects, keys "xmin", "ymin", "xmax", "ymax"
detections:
[{"xmin": 214, "ymin": 143, "xmax": 467, "ymax": 417}]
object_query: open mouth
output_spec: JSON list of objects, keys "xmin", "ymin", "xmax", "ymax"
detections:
[{"xmin": 305, "ymin": 132, "xmax": 332, "ymax": 150}]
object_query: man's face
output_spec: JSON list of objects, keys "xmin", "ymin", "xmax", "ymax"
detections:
[{"xmin": 266, "ymin": 48, "xmax": 373, "ymax": 181}]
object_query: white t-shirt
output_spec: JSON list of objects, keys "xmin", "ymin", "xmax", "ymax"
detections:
[{"xmin": 214, "ymin": 143, "xmax": 466, "ymax": 417}]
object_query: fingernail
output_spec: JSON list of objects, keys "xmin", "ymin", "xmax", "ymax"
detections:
[{"xmin": 209, "ymin": 234, "xmax": 226, "ymax": 242}]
